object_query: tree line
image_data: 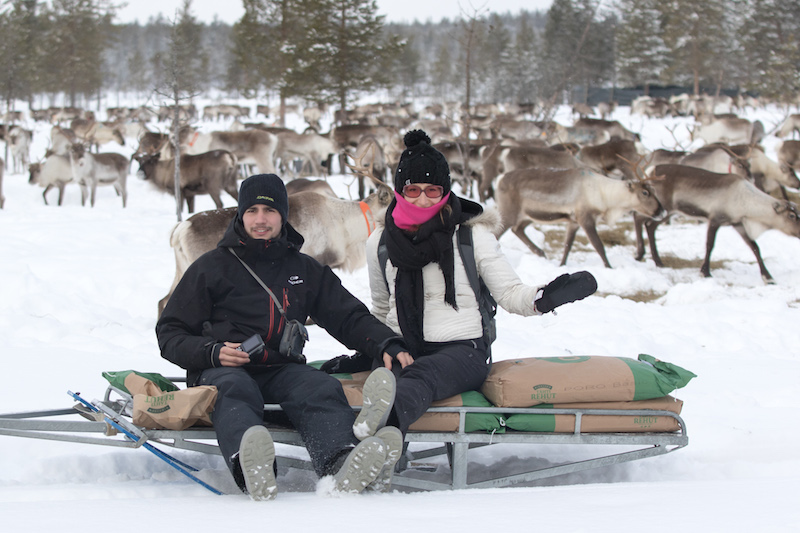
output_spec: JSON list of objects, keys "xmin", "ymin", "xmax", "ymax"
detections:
[{"xmin": 0, "ymin": 0, "xmax": 798, "ymax": 121}]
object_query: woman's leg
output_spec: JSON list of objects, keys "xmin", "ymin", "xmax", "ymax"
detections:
[{"xmin": 389, "ymin": 341, "xmax": 489, "ymax": 433}]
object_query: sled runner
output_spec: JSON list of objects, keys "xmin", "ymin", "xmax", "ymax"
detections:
[{"xmin": 0, "ymin": 375, "xmax": 689, "ymax": 493}]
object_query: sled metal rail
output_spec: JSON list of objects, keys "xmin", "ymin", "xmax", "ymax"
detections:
[{"xmin": 0, "ymin": 391, "xmax": 688, "ymax": 492}]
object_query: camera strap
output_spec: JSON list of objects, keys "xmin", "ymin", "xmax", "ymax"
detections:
[{"xmin": 227, "ymin": 247, "xmax": 287, "ymax": 318}]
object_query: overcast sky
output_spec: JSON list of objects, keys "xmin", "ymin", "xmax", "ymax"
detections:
[{"xmin": 114, "ymin": 0, "xmax": 553, "ymax": 26}]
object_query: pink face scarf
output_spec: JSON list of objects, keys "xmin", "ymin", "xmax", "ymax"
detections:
[{"xmin": 391, "ymin": 191, "xmax": 451, "ymax": 230}]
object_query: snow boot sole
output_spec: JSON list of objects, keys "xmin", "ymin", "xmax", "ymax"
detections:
[
  {"xmin": 367, "ymin": 426, "xmax": 403, "ymax": 492},
  {"xmin": 239, "ymin": 425, "xmax": 277, "ymax": 501},
  {"xmin": 353, "ymin": 367, "xmax": 396, "ymax": 440},
  {"xmin": 333, "ymin": 436, "xmax": 387, "ymax": 494}
]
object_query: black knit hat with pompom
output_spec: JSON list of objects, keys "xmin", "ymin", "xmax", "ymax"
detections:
[{"xmin": 394, "ymin": 129, "xmax": 451, "ymax": 195}]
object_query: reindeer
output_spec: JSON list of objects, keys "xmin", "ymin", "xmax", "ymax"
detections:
[
  {"xmin": 572, "ymin": 118, "xmax": 638, "ymax": 142},
  {"xmin": 132, "ymin": 126, "xmax": 198, "ymax": 161},
  {"xmin": 488, "ymin": 117, "xmax": 546, "ymax": 142},
  {"xmin": 571, "ymin": 103, "xmax": 594, "ymax": 119},
  {"xmin": 776, "ymin": 114, "xmax": 800, "ymax": 139},
  {"xmin": 345, "ymin": 134, "xmax": 388, "ymax": 199},
  {"xmin": 182, "ymin": 129, "xmax": 278, "ymax": 174},
  {"xmin": 576, "ymin": 138, "xmax": 641, "ymax": 180},
  {"xmin": 70, "ymin": 118, "xmax": 125, "ymax": 152},
  {"xmin": 778, "ymin": 141, "xmax": 800, "ymax": 180},
  {"xmin": 274, "ymin": 130, "xmax": 338, "ymax": 178},
  {"xmin": 680, "ymin": 145, "xmax": 751, "ymax": 179},
  {"xmin": 47, "ymin": 126, "xmax": 79, "ymax": 156},
  {"xmin": 0, "ymin": 158, "xmax": 4, "ymax": 209},
  {"xmin": 68, "ymin": 144, "xmax": 129, "ymax": 207},
  {"xmin": 494, "ymin": 166, "xmax": 661, "ymax": 268},
  {"xmin": 634, "ymin": 164, "xmax": 800, "ymax": 282},
  {"xmin": 596, "ymin": 101, "xmax": 617, "ymax": 120},
  {"xmin": 480, "ymin": 144, "xmax": 580, "ymax": 201},
  {"xmin": 135, "ymin": 150, "xmax": 239, "ymax": 213},
  {"xmin": 721, "ymin": 144, "xmax": 800, "ymax": 199},
  {"xmin": 28, "ymin": 155, "xmax": 76, "ymax": 206},
  {"xmin": 8, "ymin": 126, "xmax": 32, "ymax": 174},
  {"xmin": 331, "ymin": 124, "xmax": 403, "ymax": 177},
  {"xmin": 284, "ymin": 178, "xmax": 337, "ymax": 197},
  {"xmin": 432, "ymin": 140, "xmax": 490, "ymax": 197},
  {"xmin": 691, "ymin": 117, "xmax": 764, "ymax": 146},
  {"xmin": 157, "ymin": 157, "xmax": 394, "ymax": 315},
  {"xmin": 302, "ymin": 105, "xmax": 326, "ymax": 132}
]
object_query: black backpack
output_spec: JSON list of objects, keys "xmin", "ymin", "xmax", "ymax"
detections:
[
  {"xmin": 377, "ymin": 224, "xmax": 497, "ymax": 356},
  {"xmin": 320, "ymin": 225, "xmax": 497, "ymax": 375}
]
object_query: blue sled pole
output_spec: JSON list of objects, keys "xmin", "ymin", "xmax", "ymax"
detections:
[{"xmin": 68, "ymin": 390, "xmax": 223, "ymax": 495}]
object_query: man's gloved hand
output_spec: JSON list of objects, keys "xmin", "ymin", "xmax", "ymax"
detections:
[{"xmin": 535, "ymin": 271, "xmax": 597, "ymax": 314}]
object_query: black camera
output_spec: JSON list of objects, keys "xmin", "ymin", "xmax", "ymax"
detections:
[
  {"xmin": 237, "ymin": 334, "xmax": 265, "ymax": 358},
  {"xmin": 279, "ymin": 320, "xmax": 308, "ymax": 364}
]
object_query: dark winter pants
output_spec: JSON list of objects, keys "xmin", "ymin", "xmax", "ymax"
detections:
[
  {"xmin": 380, "ymin": 339, "xmax": 490, "ymax": 434},
  {"xmin": 197, "ymin": 364, "xmax": 359, "ymax": 478}
]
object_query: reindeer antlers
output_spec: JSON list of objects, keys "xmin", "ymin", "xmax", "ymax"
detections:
[
  {"xmin": 617, "ymin": 152, "xmax": 664, "ymax": 182},
  {"xmin": 344, "ymin": 142, "xmax": 387, "ymax": 189},
  {"xmin": 664, "ymin": 124, "xmax": 690, "ymax": 151}
]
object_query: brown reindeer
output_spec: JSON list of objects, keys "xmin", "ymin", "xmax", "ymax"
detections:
[
  {"xmin": 284, "ymin": 178, "xmax": 337, "ymax": 197},
  {"xmin": 0, "ymin": 158, "xmax": 4, "ymax": 209},
  {"xmin": 135, "ymin": 150, "xmax": 239, "ymax": 213},
  {"xmin": 157, "ymin": 176, "xmax": 394, "ymax": 315},
  {"xmin": 182, "ymin": 130, "xmax": 279, "ymax": 175},
  {"xmin": 495, "ymin": 167, "xmax": 661, "ymax": 268},
  {"xmin": 576, "ymin": 138, "xmax": 641, "ymax": 180},
  {"xmin": 480, "ymin": 144, "xmax": 580, "ymax": 201},
  {"xmin": 778, "ymin": 141, "xmax": 800, "ymax": 184},
  {"xmin": 718, "ymin": 144, "xmax": 800, "ymax": 198},
  {"xmin": 634, "ymin": 164, "xmax": 800, "ymax": 282}
]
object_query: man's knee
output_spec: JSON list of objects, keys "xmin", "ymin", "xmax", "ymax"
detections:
[
  {"xmin": 201, "ymin": 367, "xmax": 261, "ymax": 400},
  {"xmin": 284, "ymin": 369, "xmax": 347, "ymax": 403}
]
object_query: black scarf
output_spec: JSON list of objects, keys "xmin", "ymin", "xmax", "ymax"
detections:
[{"xmin": 384, "ymin": 194, "xmax": 462, "ymax": 357}]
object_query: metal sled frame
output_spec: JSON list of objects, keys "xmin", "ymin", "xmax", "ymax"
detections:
[{"xmin": 0, "ymin": 386, "xmax": 688, "ymax": 492}]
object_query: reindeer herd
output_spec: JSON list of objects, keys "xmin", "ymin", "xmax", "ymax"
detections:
[{"xmin": 3, "ymin": 99, "xmax": 800, "ymax": 302}]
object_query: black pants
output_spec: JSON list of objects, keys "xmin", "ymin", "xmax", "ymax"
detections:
[
  {"xmin": 198, "ymin": 364, "xmax": 359, "ymax": 478},
  {"xmin": 379, "ymin": 339, "xmax": 490, "ymax": 434}
]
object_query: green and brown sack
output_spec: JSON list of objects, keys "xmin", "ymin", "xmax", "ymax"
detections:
[
  {"xmin": 102, "ymin": 370, "xmax": 217, "ymax": 431},
  {"xmin": 339, "ymin": 380, "xmax": 504, "ymax": 433},
  {"xmin": 481, "ymin": 354, "xmax": 696, "ymax": 407},
  {"xmin": 504, "ymin": 395, "xmax": 684, "ymax": 433},
  {"xmin": 409, "ymin": 391, "xmax": 505, "ymax": 433}
]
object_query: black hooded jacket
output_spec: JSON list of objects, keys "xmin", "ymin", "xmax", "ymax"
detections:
[{"xmin": 156, "ymin": 216, "xmax": 402, "ymax": 386}]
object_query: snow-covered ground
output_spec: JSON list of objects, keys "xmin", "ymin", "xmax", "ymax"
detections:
[{"xmin": 1, "ymin": 102, "xmax": 799, "ymax": 531}]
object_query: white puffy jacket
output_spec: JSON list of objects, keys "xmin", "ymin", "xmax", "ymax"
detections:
[{"xmin": 366, "ymin": 208, "xmax": 541, "ymax": 343}]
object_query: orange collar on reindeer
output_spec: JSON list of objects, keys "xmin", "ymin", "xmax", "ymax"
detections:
[{"xmin": 359, "ymin": 201, "xmax": 376, "ymax": 236}]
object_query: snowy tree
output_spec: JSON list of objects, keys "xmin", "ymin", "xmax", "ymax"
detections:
[
  {"xmin": 230, "ymin": 0, "xmax": 303, "ymax": 125},
  {"xmin": 538, "ymin": 0, "xmax": 602, "ymax": 109},
  {"xmin": 501, "ymin": 12, "xmax": 543, "ymax": 105},
  {"xmin": 0, "ymin": 0, "xmax": 41, "ymax": 111},
  {"xmin": 615, "ymin": 0, "xmax": 669, "ymax": 92},
  {"xmin": 430, "ymin": 40, "xmax": 456, "ymax": 102},
  {"xmin": 40, "ymin": 0, "xmax": 117, "ymax": 107},
  {"xmin": 153, "ymin": 0, "xmax": 205, "ymax": 222},
  {"xmin": 658, "ymin": 0, "xmax": 735, "ymax": 95},
  {"xmin": 739, "ymin": 0, "xmax": 800, "ymax": 104},
  {"xmin": 301, "ymin": 0, "xmax": 394, "ymax": 112},
  {"xmin": 475, "ymin": 14, "xmax": 511, "ymax": 104}
]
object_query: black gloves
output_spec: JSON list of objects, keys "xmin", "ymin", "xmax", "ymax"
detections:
[
  {"xmin": 320, "ymin": 351, "xmax": 373, "ymax": 374},
  {"xmin": 535, "ymin": 271, "xmax": 597, "ymax": 314}
]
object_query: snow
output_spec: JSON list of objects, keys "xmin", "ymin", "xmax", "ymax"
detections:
[{"xmin": 1, "ymin": 102, "xmax": 799, "ymax": 531}]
